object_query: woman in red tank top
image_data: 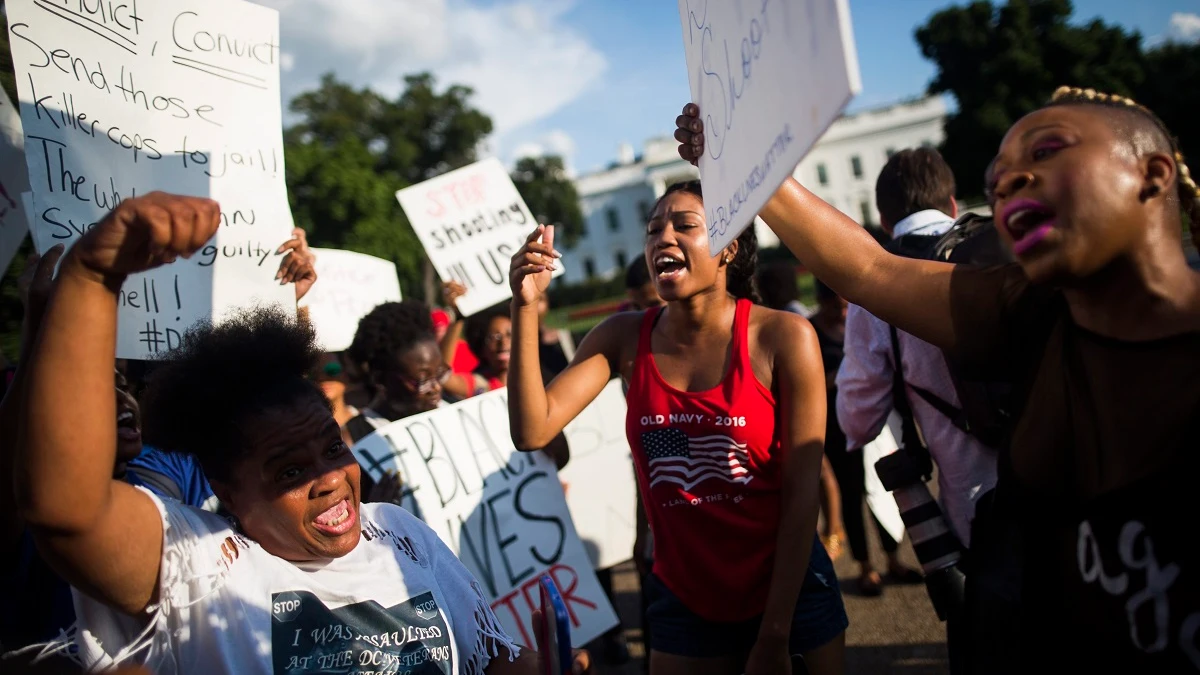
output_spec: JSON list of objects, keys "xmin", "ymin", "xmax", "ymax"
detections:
[{"xmin": 507, "ymin": 181, "xmax": 847, "ymax": 675}]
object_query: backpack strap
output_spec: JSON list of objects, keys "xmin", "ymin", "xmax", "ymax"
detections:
[
  {"xmin": 889, "ymin": 324, "xmax": 975, "ymax": 437},
  {"xmin": 889, "ymin": 323, "xmax": 934, "ymax": 480}
]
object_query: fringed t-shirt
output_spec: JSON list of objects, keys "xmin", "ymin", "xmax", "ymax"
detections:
[{"xmin": 70, "ymin": 489, "xmax": 518, "ymax": 674}]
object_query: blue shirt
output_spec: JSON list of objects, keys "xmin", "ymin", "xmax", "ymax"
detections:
[{"xmin": 1, "ymin": 449, "xmax": 215, "ymax": 652}]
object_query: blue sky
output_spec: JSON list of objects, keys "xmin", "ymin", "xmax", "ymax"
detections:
[
  {"xmin": 263, "ymin": 0, "xmax": 1197, "ymax": 177},
  {"xmin": 516, "ymin": 0, "xmax": 1193, "ymax": 175}
]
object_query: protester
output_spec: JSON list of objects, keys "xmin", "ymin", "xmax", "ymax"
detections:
[
  {"xmin": 757, "ymin": 262, "xmax": 813, "ymax": 318},
  {"xmin": 507, "ymin": 181, "xmax": 847, "ymax": 675},
  {"xmin": 835, "ymin": 149, "xmax": 997, "ymax": 575},
  {"xmin": 8, "ymin": 193, "xmax": 572, "ymax": 674},
  {"xmin": 465, "ymin": 306, "xmax": 512, "ymax": 392},
  {"xmin": 2, "ymin": 219, "xmax": 324, "ymax": 658},
  {"xmin": 345, "ymin": 299, "xmax": 449, "ymax": 441},
  {"xmin": 758, "ymin": 264, "xmax": 846, "ymax": 562},
  {"xmin": 308, "ymin": 352, "xmax": 359, "ymax": 446},
  {"xmin": 624, "ymin": 254, "xmax": 665, "ymax": 312},
  {"xmin": 676, "ymin": 87, "xmax": 1200, "ymax": 671}
]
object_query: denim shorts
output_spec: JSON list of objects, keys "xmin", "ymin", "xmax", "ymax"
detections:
[{"xmin": 644, "ymin": 535, "xmax": 849, "ymax": 659}]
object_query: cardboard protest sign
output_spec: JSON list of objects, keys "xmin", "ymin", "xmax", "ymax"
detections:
[
  {"xmin": 0, "ymin": 88, "xmax": 30, "ymax": 278},
  {"xmin": 395, "ymin": 157, "xmax": 563, "ymax": 317},
  {"xmin": 7, "ymin": 0, "xmax": 295, "ymax": 359},
  {"xmin": 301, "ymin": 248, "xmax": 402, "ymax": 352},
  {"xmin": 676, "ymin": 0, "xmax": 862, "ymax": 254},
  {"xmin": 558, "ymin": 380, "xmax": 638, "ymax": 571},
  {"xmin": 352, "ymin": 389, "xmax": 619, "ymax": 647}
]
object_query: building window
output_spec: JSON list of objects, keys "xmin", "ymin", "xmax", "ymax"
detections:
[
  {"xmin": 817, "ymin": 163, "xmax": 828, "ymax": 186},
  {"xmin": 885, "ymin": 148, "xmax": 896, "ymax": 159},
  {"xmin": 583, "ymin": 258, "xmax": 596, "ymax": 279},
  {"xmin": 860, "ymin": 200, "xmax": 875, "ymax": 226},
  {"xmin": 606, "ymin": 208, "xmax": 620, "ymax": 232},
  {"xmin": 615, "ymin": 250, "xmax": 628, "ymax": 269},
  {"xmin": 851, "ymin": 155, "xmax": 863, "ymax": 179},
  {"xmin": 638, "ymin": 200, "xmax": 652, "ymax": 221}
]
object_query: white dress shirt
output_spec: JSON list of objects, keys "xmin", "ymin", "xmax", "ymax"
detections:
[{"xmin": 835, "ymin": 210, "xmax": 998, "ymax": 546}]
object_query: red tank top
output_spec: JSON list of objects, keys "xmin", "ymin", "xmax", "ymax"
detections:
[{"xmin": 624, "ymin": 298, "xmax": 783, "ymax": 621}]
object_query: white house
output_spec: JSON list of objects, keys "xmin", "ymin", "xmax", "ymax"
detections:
[{"xmin": 564, "ymin": 96, "xmax": 948, "ymax": 284}]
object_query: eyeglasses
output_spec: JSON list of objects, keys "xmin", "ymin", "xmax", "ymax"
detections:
[
  {"xmin": 399, "ymin": 364, "xmax": 451, "ymax": 395},
  {"xmin": 485, "ymin": 331, "xmax": 512, "ymax": 348}
]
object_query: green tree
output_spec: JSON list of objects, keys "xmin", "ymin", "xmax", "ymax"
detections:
[
  {"xmin": 916, "ymin": 0, "xmax": 1146, "ymax": 196},
  {"xmin": 1139, "ymin": 42, "xmax": 1200, "ymax": 169},
  {"xmin": 511, "ymin": 155, "xmax": 585, "ymax": 248},
  {"xmin": 283, "ymin": 73, "xmax": 494, "ymax": 293}
]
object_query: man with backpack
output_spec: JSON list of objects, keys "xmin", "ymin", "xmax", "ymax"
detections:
[{"xmin": 835, "ymin": 148, "xmax": 1001, "ymax": 671}]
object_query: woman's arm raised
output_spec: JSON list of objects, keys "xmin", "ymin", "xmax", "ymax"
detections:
[
  {"xmin": 676, "ymin": 104, "xmax": 961, "ymax": 350},
  {"xmin": 15, "ymin": 193, "xmax": 220, "ymax": 616},
  {"xmin": 507, "ymin": 225, "xmax": 626, "ymax": 450}
]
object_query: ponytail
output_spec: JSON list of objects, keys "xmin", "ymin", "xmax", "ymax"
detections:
[{"xmin": 656, "ymin": 180, "xmax": 762, "ymax": 304}]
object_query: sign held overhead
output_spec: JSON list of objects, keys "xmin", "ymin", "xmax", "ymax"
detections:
[
  {"xmin": 676, "ymin": 0, "xmax": 862, "ymax": 255},
  {"xmin": 396, "ymin": 158, "xmax": 563, "ymax": 317}
]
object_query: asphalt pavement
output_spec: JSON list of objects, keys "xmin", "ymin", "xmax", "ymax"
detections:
[{"xmin": 586, "ymin": 527, "xmax": 948, "ymax": 675}]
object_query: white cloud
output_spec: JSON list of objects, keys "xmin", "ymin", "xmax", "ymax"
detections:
[
  {"xmin": 255, "ymin": 0, "xmax": 606, "ymax": 145},
  {"xmin": 510, "ymin": 129, "xmax": 578, "ymax": 176},
  {"xmin": 1166, "ymin": 12, "xmax": 1200, "ymax": 44}
]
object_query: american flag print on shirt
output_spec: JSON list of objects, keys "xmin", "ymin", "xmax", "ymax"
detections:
[{"xmin": 641, "ymin": 428, "xmax": 753, "ymax": 492}]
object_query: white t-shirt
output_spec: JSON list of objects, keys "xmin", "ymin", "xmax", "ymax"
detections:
[{"xmin": 72, "ymin": 489, "xmax": 518, "ymax": 674}]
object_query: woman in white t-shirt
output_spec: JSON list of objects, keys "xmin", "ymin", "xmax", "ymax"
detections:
[{"xmin": 12, "ymin": 194, "xmax": 556, "ymax": 675}]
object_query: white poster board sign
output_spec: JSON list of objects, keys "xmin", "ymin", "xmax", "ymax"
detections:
[
  {"xmin": 0, "ymin": 88, "xmax": 30, "ymax": 278},
  {"xmin": 863, "ymin": 411, "xmax": 905, "ymax": 543},
  {"xmin": 7, "ymin": 0, "xmax": 294, "ymax": 359},
  {"xmin": 301, "ymin": 248, "xmax": 402, "ymax": 352},
  {"xmin": 677, "ymin": 0, "xmax": 862, "ymax": 254},
  {"xmin": 352, "ymin": 389, "xmax": 618, "ymax": 647},
  {"xmin": 395, "ymin": 158, "xmax": 562, "ymax": 317},
  {"xmin": 559, "ymin": 380, "xmax": 638, "ymax": 571}
]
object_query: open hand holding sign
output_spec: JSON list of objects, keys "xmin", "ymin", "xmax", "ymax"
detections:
[{"xmin": 276, "ymin": 227, "xmax": 318, "ymax": 302}]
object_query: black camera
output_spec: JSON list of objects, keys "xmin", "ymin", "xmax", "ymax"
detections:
[{"xmin": 875, "ymin": 448, "xmax": 966, "ymax": 622}]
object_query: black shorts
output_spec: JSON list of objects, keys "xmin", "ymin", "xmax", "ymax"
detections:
[{"xmin": 644, "ymin": 534, "xmax": 848, "ymax": 659}]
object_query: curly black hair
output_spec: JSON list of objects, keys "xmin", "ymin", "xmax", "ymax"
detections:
[
  {"xmin": 654, "ymin": 180, "xmax": 762, "ymax": 303},
  {"xmin": 465, "ymin": 304, "xmax": 510, "ymax": 360},
  {"xmin": 140, "ymin": 305, "xmax": 327, "ymax": 482},
  {"xmin": 346, "ymin": 300, "xmax": 438, "ymax": 384}
]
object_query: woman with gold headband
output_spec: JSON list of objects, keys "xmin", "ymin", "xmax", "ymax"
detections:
[{"xmin": 676, "ymin": 87, "xmax": 1200, "ymax": 673}]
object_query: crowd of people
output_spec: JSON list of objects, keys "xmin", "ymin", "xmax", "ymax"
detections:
[{"xmin": 1, "ymin": 84, "xmax": 1198, "ymax": 675}]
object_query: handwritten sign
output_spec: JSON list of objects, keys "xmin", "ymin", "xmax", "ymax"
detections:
[
  {"xmin": 677, "ymin": 0, "xmax": 862, "ymax": 254},
  {"xmin": 395, "ymin": 158, "xmax": 563, "ymax": 317},
  {"xmin": 7, "ymin": 0, "xmax": 295, "ymax": 359},
  {"xmin": 300, "ymin": 248, "xmax": 402, "ymax": 352},
  {"xmin": 558, "ymin": 380, "xmax": 638, "ymax": 571},
  {"xmin": 0, "ymin": 88, "xmax": 30, "ymax": 278},
  {"xmin": 352, "ymin": 389, "xmax": 618, "ymax": 647}
]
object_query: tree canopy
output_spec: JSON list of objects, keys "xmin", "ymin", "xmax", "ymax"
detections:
[
  {"xmin": 511, "ymin": 155, "xmax": 585, "ymax": 248},
  {"xmin": 283, "ymin": 73, "xmax": 495, "ymax": 293},
  {"xmin": 917, "ymin": 0, "xmax": 1200, "ymax": 198}
]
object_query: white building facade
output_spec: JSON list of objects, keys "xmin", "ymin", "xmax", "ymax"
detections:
[{"xmin": 564, "ymin": 96, "xmax": 948, "ymax": 284}]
